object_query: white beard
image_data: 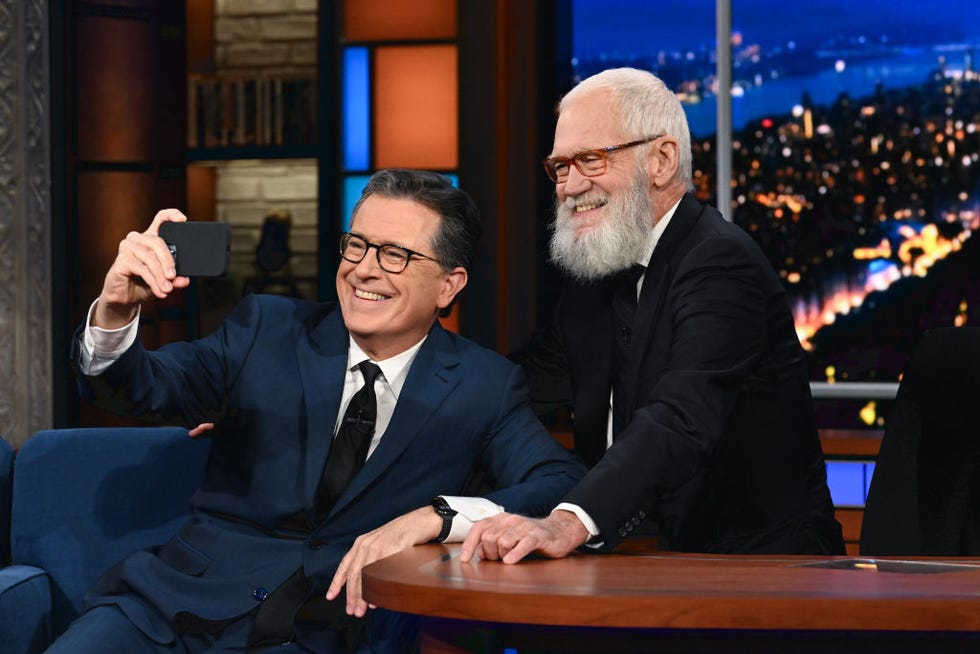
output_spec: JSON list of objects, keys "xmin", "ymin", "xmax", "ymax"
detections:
[{"xmin": 549, "ymin": 173, "xmax": 654, "ymax": 281}]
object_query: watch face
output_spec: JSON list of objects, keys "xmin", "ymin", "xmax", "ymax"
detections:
[{"xmin": 433, "ymin": 498, "xmax": 456, "ymax": 517}]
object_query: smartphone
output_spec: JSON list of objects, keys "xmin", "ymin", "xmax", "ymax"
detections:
[{"xmin": 159, "ymin": 221, "xmax": 231, "ymax": 277}]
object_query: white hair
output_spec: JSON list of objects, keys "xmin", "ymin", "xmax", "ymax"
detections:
[{"xmin": 560, "ymin": 67, "xmax": 693, "ymax": 186}]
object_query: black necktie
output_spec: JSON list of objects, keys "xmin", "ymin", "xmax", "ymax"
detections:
[
  {"xmin": 612, "ymin": 264, "xmax": 645, "ymax": 438},
  {"xmin": 314, "ymin": 361, "xmax": 382, "ymax": 521},
  {"xmin": 249, "ymin": 363, "xmax": 382, "ymax": 649}
]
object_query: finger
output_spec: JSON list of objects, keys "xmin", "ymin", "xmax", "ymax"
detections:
[
  {"xmin": 119, "ymin": 233, "xmax": 174, "ymax": 297},
  {"xmin": 148, "ymin": 208, "xmax": 188, "ymax": 235},
  {"xmin": 460, "ymin": 522, "xmax": 486, "ymax": 562},
  {"xmin": 346, "ymin": 565, "xmax": 363, "ymax": 616},
  {"xmin": 188, "ymin": 423, "xmax": 214, "ymax": 438},
  {"xmin": 480, "ymin": 534, "xmax": 502, "ymax": 561},
  {"xmin": 326, "ymin": 555, "xmax": 352, "ymax": 600},
  {"xmin": 502, "ymin": 536, "xmax": 539, "ymax": 565},
  {"xmin": 147, "ymin": 210, "xmax": 188, "ymax": 278}
]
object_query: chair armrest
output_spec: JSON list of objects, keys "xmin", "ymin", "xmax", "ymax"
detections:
[{"xmin": 0, "ymin": 565, "xmax": 52, "ymax": 653}]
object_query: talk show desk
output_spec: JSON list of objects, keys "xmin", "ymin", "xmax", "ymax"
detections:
[{"xmin": 362, "ymin": 542, "xmax": 980, "ymax": 653}]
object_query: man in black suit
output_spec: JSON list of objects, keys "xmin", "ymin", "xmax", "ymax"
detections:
[{"xmin": 463, "ymin": 67, "xmax": 843, "ymax": 562}]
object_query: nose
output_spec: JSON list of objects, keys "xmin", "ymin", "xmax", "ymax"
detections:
[
  {"xmin": 561, "ymin": 164, "xmax": 592, "ymax": 198},
  {"xmin": 353, "ymin": 246, "xmax": 384, "ymax": 276}
]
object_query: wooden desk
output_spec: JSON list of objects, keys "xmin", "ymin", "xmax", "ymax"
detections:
[{"xmin": 363, "ymin": 544, "xmax": 980, "ymax": 653}]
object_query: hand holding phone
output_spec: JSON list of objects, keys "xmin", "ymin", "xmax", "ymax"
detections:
[{"xmin": 159, "ymin": 221, "xmax": 231, "ymax": 277}]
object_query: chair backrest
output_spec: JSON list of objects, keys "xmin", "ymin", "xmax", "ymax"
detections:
[
  {"xmin": 861, "ymin": 327, "xmax": 980, "ymax": 555},
  {"xmin": 9, "ymin": 427, "xmax": 210, "ymax": 635},
  {"xmin": 0, "ymin": 436, "xmax": 14, "ymax": 565}
]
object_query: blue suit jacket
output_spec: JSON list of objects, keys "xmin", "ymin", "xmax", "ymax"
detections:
[{"xmin": 76, "ymin": 294, "xmax": 585, "ymax": 644}]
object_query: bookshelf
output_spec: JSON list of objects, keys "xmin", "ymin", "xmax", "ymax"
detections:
[{"xmin": 183, "ymin": 0, "xmax": 326, "ymax": 333}]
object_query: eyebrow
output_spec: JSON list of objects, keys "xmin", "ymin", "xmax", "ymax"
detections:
[{"xmin": 349, "ymin": 231, "xmax": 419, "ymax": 252}]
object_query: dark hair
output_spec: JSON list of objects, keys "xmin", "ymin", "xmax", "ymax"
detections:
[{"xmin": 351, "ymin": 169, "xmax": 482, "ymax": 316}]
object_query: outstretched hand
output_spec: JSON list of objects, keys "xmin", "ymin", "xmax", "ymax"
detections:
[
  {"xmin": 326, "ymin": 506, "xmax": 442, "ymax": 617},
  {"xmin": 459, "ymin": 510, "xmax": 590, "ymax": 564},
  {"xmin": 94, "ymin": 209, "xmax": 192, "ymax": 329}
]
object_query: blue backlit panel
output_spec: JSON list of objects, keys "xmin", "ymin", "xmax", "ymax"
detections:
[
  {"xmin": 342, "ymin": 174, "xmax": 372, "ymax": 231},
  {"xmin": 825, "ymin": 461, "xmax": 875, "ymax": 507},
  {"xmin": 343, "ymin": 173, "xmax": 459, "ymax": 231},
  {"xmin": 343, "ymin": 47, "xmax": 370, "ymax": 171}
]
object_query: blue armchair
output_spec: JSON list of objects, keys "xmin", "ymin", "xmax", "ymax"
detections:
[
  {"xmin": 0, "ymin": 435, "xmax": 13, "ymax": 564},
  {"xmin": 0, "ymin": 427, "xmax": 210, "ymax": 653}
]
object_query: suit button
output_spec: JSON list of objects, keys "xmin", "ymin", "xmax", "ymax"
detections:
[
  {"xmin": 631, "ymin": 516, "xmax": 641, "ymax": 526},
  {"xmin": 253, "ymin": 587, "xmax": 269, "ymax": 602},
  {"xmin": 309, "ymin": 537, "xmax": 323, "ymax": 551},
  {"xmin": 618, "ymin": 527, "xmax": 628, "ymax": 537}
]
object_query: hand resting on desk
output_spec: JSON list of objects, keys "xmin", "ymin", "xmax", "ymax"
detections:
[
  {"xmin": 461, "ymin": 510, "xmax": 590, "ymax": 564},
  {"xmin": 327, "ymin": 505, "xmax": 443, "ymax": 617}
]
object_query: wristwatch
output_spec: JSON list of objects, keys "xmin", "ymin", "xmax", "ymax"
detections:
[{"xmin": 431, "ymin": 496, "xmax": 458, "ymax": 543}]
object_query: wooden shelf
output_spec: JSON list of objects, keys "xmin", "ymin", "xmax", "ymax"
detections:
[
  {"xmin": 819, "ymin": 428, "xmax": 883, "ymax": 458},
  {"xmin": 186, "ymin": 144, "xmax": 318, "ymax": 162}
]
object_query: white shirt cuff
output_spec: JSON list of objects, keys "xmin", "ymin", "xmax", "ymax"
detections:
[
  {"xmin": 80, "ymin": 298, "xmax": 141, "ymax": 375},
  {"xmin": 553, "ymin": 502, "xmax": 604, "ymax": 549},
  {"xmin": 438, "ymin": 496, "xmax": 504, "ymax": 543}
]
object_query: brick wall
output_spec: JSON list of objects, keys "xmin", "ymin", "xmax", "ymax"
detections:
[
  {"xmin": 214, "ymin": 0, "xmax": 317, "ymax": 73},
  {"xmin": 203, "ymin": 0, "xmax": 319, "ymax": 300},
  {"xmin": 215, "ymin": 160, "xmax": 318, "ymax": 295}
]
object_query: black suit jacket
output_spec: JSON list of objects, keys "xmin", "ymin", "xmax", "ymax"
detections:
[{"xmin": 522, "ymin": 194, "xmax": 843, "ymax": 554}]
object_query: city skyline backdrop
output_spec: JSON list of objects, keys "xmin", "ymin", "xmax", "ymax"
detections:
[{"xmin": 569, "ymin": 1, "xmax": 980, "ymax": 421}]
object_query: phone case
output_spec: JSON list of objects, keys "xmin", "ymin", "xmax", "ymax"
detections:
[{"xmin": 159, "ymin": 221, "xmax": 231, "ymax": 277}]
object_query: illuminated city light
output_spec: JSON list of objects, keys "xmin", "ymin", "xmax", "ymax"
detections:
[
  {"xmin": 859, "ymin": 401, "xmax": 878, "ymax": 426},
  {"xmin": 602, "ymin": 23, "xmax": 980, "ymax": 378},
  {"xmin": 793, "ymin": 208, "xmax": 979, "ymax": 350},
  {"xmin": 853, "ymin": 239, "xmax": 891, "ymax": 259}
]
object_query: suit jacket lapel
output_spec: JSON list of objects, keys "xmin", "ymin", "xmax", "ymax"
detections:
[
  {"xmin": 328, "ymin": 323, "xmax": 461, "ymax": 517},
  {"xmin": 623, "ymin": 194, "xmax": 703, "ymax": 412},
  {"xmin": 296, "ymin": 310, "xmax": 350, "ymax": 504}
]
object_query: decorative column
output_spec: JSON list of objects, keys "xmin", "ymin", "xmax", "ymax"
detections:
[{"xmin": 0, "ymin": 0, "xmax": 53, "ymax": 446}]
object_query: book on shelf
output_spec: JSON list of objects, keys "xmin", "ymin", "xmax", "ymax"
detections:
[{"xmin": 188, "ymin": 73, "xmax": 317, "ymax": 151}]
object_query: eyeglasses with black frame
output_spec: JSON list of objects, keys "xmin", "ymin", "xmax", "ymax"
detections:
[
  {"xmin": 339, "ymin": 232, "xmax": 442, "ymax": 274},
  {"xmin": 542, "ymin": 134, "xmax": 665, "ymax": 183}
]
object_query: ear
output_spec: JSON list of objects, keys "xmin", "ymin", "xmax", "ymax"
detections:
[
  {"xmin": 646, "ymin": 136, "xmax": 680, "ymax": 188},
  {"xmin": 436, "ymin": 267, "xmax": 468, "ymax": 311}
]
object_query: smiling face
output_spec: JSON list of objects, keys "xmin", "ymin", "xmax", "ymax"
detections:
[
  {"xmin": 337, "ymin": 195, "xmax": 467, "ymax": 360},
  {"xmin": 548, "ymin": 87, "xmax": 655, "ymax": 280}
]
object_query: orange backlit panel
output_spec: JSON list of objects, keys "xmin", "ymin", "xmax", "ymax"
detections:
[
  {"xmin": 374, "ymin": 46, "xmax": 458, "ymax": 169},
  {"xmin": 344, "ymin": 0, "xmax": 456, "ymax": 41}
]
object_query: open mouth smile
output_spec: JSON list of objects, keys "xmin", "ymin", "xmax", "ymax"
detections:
[
  {"xmin": 574, "ymin": 199, "xmax": 608, "ymax": 213},
  {"xmin": 354, "ymin": 288, "xmax": 390, "ymax": 301}
]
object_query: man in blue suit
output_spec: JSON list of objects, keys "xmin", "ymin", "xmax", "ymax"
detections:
[{"xmin": 52, "ymin": 169, "xmax": 585, "ymax": 652}]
